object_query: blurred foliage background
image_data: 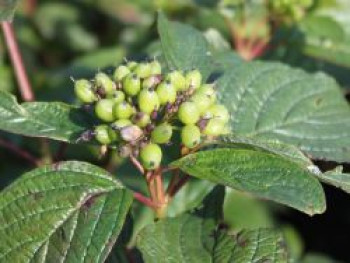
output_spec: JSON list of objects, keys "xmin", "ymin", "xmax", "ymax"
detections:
[{"xmin": 1, "ymin": 0, "xmax": 350, "ymax": 262}]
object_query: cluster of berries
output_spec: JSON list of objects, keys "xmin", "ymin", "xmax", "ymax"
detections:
[
  {"xmin": 269, "ymin": 0, "xmax": 313, "ymax": 22},
  {"xmin": 74, "ymin": 60, "xmax": 230, "ymax": 170}
]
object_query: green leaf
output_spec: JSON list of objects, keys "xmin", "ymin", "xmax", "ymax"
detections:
[
  {"xmin": 157, "ymin": 12, "xmax": 214, "ymax": 79},
  {"xmin": 218, "ymin": 61, "xmax": 350, "ymax": 162},
  {"xmin": 0, "ymin": 161, "xmax": 133, "ymax": 262},
  {"xmin": 0, "ymin": 90, "xmax": 93, "ymax": 142},
  {"xmin": 137, "ymin": 186, "xmax": 224, "ymax": 263},
  {"xmin": 209, "ymin": 134, "xmax": 312, "ymax": 166},
  {"xmin": 213, "ymin": 228, "xmax": 288, "ymax": 262},
  {"xmin": 298, "ymin": 15, "xmax": 350, "ymax": 67},
  {"xmin": 315, "ymin": 166, "xmax": 350, "ymax": 194},
  {"xmin": 171, "ymin": 148, "xmax": 326, "ymax": 215},
  {"xmin": 0, "ymin": 0, "xmax": 21, "ymax": 21}
]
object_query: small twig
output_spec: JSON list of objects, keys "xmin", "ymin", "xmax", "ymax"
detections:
[
  {"xmin": 0, "ymin": 137, "xmax": 39, "ymax": 166},
  {"xmin": 54, "ymin": 143, "xmax": 68, "ymax": 162},
  {"xmin": 133, "ymin": 192, "xmax": 159, "ymax": 209},
  {"xmin": 130, "ymin": 155, "xmax": 144, "ymax": 174},
  {"xmin": 1, "ymin": 22, "xmax": 34, "ymax": 102},
  {"xmin": 168, "ymin": 175, "xmax": 190, "ymax": 198},
  {"xmin": 166, "ymin": 169, "xmax": 180, "ymax": 196}
]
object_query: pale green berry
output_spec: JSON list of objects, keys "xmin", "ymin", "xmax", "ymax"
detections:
[
  {"xmin": 178, "ymin": 102, "xmax": 200, "ymax": 124},
  {"xmin": 149, "ymin": 60, "xmax": 162, "ymax": 75},
  {"xmin": 127, "ymin": 61, "xmax": 138, "ymax": 70},
  {"xmin": 156, "ymin": 81, "xmax": 177, "ymax": 105},
  {"xmin": 95, "ymin": 125, "xmax": 117, "ymax": 145},
  {"xmin": 138, "ymin": 88, "xmax": 160, "ymax": 114},
  {"xmin": 140, "ymin": 143, "xmax": 162, "ymax": 170},
  {"xmin": 185, "ymin": 70, "xmax": 202, "ymax": 90},
  {"xmin": 181, "ymin": 125, "xmax": 201, "ymax": 148},
  {"xmin": 203, "ymin": 119, "xmax": 225, "ymax": 136},
  {"xmin": 190, "ymin": 92, "xmax": 212, "ymax": 114},
  {"xmin": 111, "ymin": 90, "xmax": 125, "ymax": 104},
  {"xmin": 134, "ymin": 62, "xmax": 152, "ymax": 78},
  {"xmin": 208, "ymin": 104, "xmax": 230, "ymax": 123},
  {"xmin": 123, "ymin": 74, "xmax": 141, "ymax": 96},
  {"xmin": 95, "ymin": 72, "xmax": 115, "ymax": 96},
  {"xmin": 74, "ymin": 79, "xmax": 97, "ymax": 103},
  {"xmin": 132, "ymin": 112, "xmax": 151, "ymax": 128},
  {"xmin": 151, "ymin": 123, "xmax": 173, "ymax": 144},
  {"xmin": 197, "ymin": 84, "xmax": 216, "ymax": 104},
  {"xmin": 95, "ymin": 99, "xmax": 115, "ymax": 122},
  {"xmin": 113, "ymin": 65, "xmax": 130, "ymax": 82},
  {"xmin": 113, "ymin": 101, "xmax": 134, "ymax": 119},
  {"xmin": 143, "ymin": 76, "xmax": 160, "ymax": 89},
  {"xmin": 166, "ymin": 70, "xmax": 186, "ymax": 91}
]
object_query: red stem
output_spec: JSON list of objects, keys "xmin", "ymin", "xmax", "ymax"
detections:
[
  {"xmin": 133, "ymin": 192, "xmax": 159, "ymax": 209},
  {"xmin": 0, "ymin": 137, "xmax": 39, "ymax": 166},
  {"xmin": 130, "ymin": 155, "xmax": 144, "ymax": 174},
  {"xmin": 1, "ymin": 22, "xmax": 35, "ymax": 102}
]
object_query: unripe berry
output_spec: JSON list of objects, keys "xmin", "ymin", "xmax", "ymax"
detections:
[
  {"xmin": 114, "ymin": 65, "xmax": 130, "ymax": 82},
  {"xmin": 138, "ymin": 88, "xmax": 160, "ymax": 114},
  {"xmin": 120, "ymin": 125, "xmax": 143, "ymax": 142},
  {"xmin": 134, "ymin": 62, "xmax": 152, "ymax": 79},
  {"xmin": 143, "ymin": 75, "xmax": 162, "ymax": 89},
  {"xmin": 207, "ymin": 104, "xmax": 230, "ymax": 123},
  {"xmin": 185, "ymin": 70, "xmax": 202, "ymax": 90},
  {"xmin": 178, "ymin": 102, "xmax": 200, "ymax": 124},
  {"xmin": 197, "ymin": 84, "xmax": 216, "ymax": 104},
  {"xmin": 156, "ymin": 81, "xmax": 177, "ymax": 105},
  {"xmin": 95, "ymin": 99, "xmax": 115, "ymax": 122},
  {"xmin": 149, "ymin": 60, "xmax": 162, "ymax": 75},
  {"xmin": 132, "ymin": 112, "xmax": 150, "ymax": 128},
  {"xmin": 111, "ymin": 90, "xmax": 125, "ymax": 104},
  {"xmin": 113, "ymin": 101, "xmax": 134, "ymax": 120},
  {"xmin": 166, "ymin": 70, "xmax": 186, "ymax": 91},
  {"xmin": 203, "ymin": 119, "xmax": 225, "ymax": 136},
  {"xmin": 151, "ymin": 123, "xmax": 173, "ymax": 144},
  {"xmin": 95, "ymin": 125, "xmax": 117, "ymax": 145},
  {"xmin": 181, "ymin": 125, "xmax": 201, "ymax": 148},
  {"xmin": 127, "ymin": 61, "xmax": 138, "ymax": 70},
  {"xmin": 74, "ymin": 79, "xmax": 97, "ymax": 103},
  {"xmin": 190, "ymin": 93, "xmax": 212, "ymax": 114},
  {"xmin": 112, "ymin": 119, "xmax": 132, "ymax": 130},
  {"xmin": 140, "ymin": 143, "xmax": 162, "ymax": 170},
  {"xmin": 95, "ymin": 72, "xmax": 115, "ymax": 96},
  {"xmin": 123, "ymin": 74, "xmax": 141, "ymax": 96}
]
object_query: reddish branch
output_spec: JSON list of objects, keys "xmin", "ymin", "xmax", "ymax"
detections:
[
  {"xmin": 133, "ymin": 192, "xmax": 159, "ymax": 209},
  {"xmin": 0, "ymin": 137, "xmax": 39, "ymax": 166},
  {"xmin": 1, "ymin": 22, "xmax": 35, "ymax": 102}
]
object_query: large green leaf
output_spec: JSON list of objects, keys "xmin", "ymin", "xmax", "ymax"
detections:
[
  {"xmin": 0, "ymin": 90, "xmax": 93, "ymax": 142},
  {"xmin": 298, "ymin": 15, "xmax": 350, "ymax": 67},
  {"xmin": 0, "ymin": 0, "xmax": 21, "ymax": 21},
  {"xmin": 213, "ymin": 228, "xmax": 288, "ymax": 262},
  {"xmin": 171, "ymin": 148, "xmax": 326, "ymax": 215},
  {"xmin": 218, "ymin": 61, "xmax": 350, "ymax": 162},
  {"xmin": 137, "ymin": 186, "xmax": 224, "ymax": 263},
  {"xmin": 315, "ymin": 166, "xmax": 350, "ymax": 194},
  {"xmin": 157, "ymin": 12, "xmax": 214, "ymax": 79},
  {"xmin": 0, "ymin": 161, "xmax": 133, "ymax": 262}
]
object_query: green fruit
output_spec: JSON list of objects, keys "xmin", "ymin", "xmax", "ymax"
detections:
[
  {"xmin": 95, "ymin": 72, "xmax": 115, "ymax": 96},
  {"xmin": 149, "ymin": 60, "xmax": 162, "ymax": 75},
  {"xmin": 197, "ymin": 84, "xmax": 216, "ymax": 104},
  {"xmin": 132, "ymin": 112, "xmax": 151, "ymax": 128},
  {"xmin": 156, "ymin": 81, "xmax": 177, "ymax": 105},
  {"xmin": 138, "ymin": 88, "xmax": 160, "ymax": 114},
  {"xmin": 208, "ymin": 104, "xmax": 230, "ymax": 123},
  {"xmin": 74, "ymin": 79, "xmax": 97, "ymax": 103},
  {"xmin": 185, "ymin": 70, "xmax": 202, "ymax": 90},
  {"xmin": 123, "ymin": 74, "xmax": 141, "ymax": 96},
  {"xmin": 127, "ymin": 61, "xmax": 138, "ymax": 70},
  {"xmin": 134, "ymin": 62, "xmax": 152, "ymax": 78},
  {"xmin": 95, "ymin": 99, "xmax": 115, "ymax": 122},
  {"xmin": 95, "ymin": 125, "xmax": 116, "ymax": 145},
  {"xmin": 114, "ymin": 65, "xmax": 130, "ymax": 82},
  {"xmin": 143, "ymin": 76, "xmax": 160, "ymax": 89},
  {"xmin": 140, "ymin": 143, "xmax": 162, "ymax": 170},
  {"xmin": 111, "ymin": 119, "xmax": 132, "ymax": 140},
  {"xmin": 120, "ymin": 125, "xmax": 143, "ymax": 142},
  {"xmin": 166, "ymin": 70, "xmax": 186, "ymax": 91},
  {"xmin": 190, "ymin": 93, "xmax": 212, "ymax": 114},
  {"xmin": 151, "ymin": 123, "xmax": 173, "ymax": 144},
  {"xmin": 111, "ymin": 90, "xmax": 125, "ymax": 104},
  {"xmin": 181, "ymin": 125, "xmax": 201, "ymax": 148},
  {"xmin": 113, "ymin": 101, "xmax": 134, "ymax": 119},
  {"xmin": 203, "ymin": 119, "xmax": 225, "ymax": 136},
  {"xmin": 178, "ymin": 102, "xmax": 200, "ymax": 124}
]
